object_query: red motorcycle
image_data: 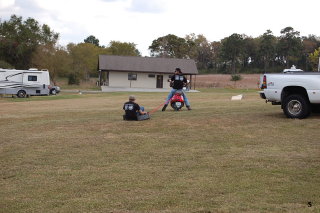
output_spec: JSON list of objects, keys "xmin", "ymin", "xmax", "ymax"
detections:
[{"xmin": 170, "ymin": 91, "xmax": 185, "ymax": 111}]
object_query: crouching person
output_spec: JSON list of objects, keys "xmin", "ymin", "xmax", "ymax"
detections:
[{"xmin": 123, "ymin": 95, "xmax": 150, "ymax": 121}]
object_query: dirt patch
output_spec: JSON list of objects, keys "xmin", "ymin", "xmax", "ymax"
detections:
[{"xmin": 195, "ymin": 74, "xmax": 261, "ymax": 89}]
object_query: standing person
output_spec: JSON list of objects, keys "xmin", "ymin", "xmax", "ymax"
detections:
[
  {"xmin": 123, "ymin": 95, "xmax": 147, "ymax": 120},
  {"xmin": 162, "ymin": 68, "xmax": 191, "ymax": 111}
]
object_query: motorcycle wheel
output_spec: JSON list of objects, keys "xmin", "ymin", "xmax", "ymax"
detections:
[{"xmin": 171, "ymin": 101, "xmax": 184, "ymax": 111}]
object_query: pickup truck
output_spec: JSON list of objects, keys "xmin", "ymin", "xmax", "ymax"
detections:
[{"xmin": 259, "ymin": 67, "xmax": 320, "ymax": 119}]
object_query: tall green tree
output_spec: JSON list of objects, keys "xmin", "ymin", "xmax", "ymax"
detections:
[
  {"xmin": 32, "ymin": 44, "xmax": 71, "ymax": 84},
  {"xmin": 185, "ymin": 34, "xmax": 214, "ymax": 70},
  {"xmin": 302, "ymin": 35, "xmax": 320, "ymax": 70},
  {"xmin": 241, "ymin": 35, "xmax": 258, "ymax": 70},
  {"xmin": 302, "ymin": 35, "xmax": 320, "ymax": 54},
  {"xmin": 108, "ymin": 41, "xmax": 140, "ymax": 56},
  {"xmin": 209, "ymin": 41, "xmax": 222, "ymax": 71},
  {"xmin": 258, "ymin": 30, "xmax": 277, "ymax": 72},
  {"xmin": 277, "ymin": 27, "xmax": 303, "ymax": 67},
  {"xmin": 67, "ymin": 43, "xmax": 104, "ymax": 82},
  {"xmin": 308, "ymin": 48, "xmax": 320, "ymax": 71},
  {"xmin": 0, "ymin": 15, "xmax": 59, "ymax": 69},
  {"xmin": 220, "ymin": 33, "xmax": 244, "ymax": 73},
  {"xmin": 84, "ymin": 35, "xmax": 100, "ymax": 47},
  {"xmin": 149, "ymin": 34, "xmax": 189, "ymax": 58}
]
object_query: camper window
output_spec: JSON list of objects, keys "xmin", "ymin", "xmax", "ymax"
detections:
[{"xmin": 28, "ymin": 75, "xmax": 37, "ymax": 81}]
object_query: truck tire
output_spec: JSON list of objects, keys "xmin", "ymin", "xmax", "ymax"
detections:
[
  {"xmin": 17, "ymin": 90, "xmax": 27, "ymax": 98},
  {"xmin": 50, "ymin": 89, "xmax": 57, "ymax": 95},
  {"xmin": 283, "ymin": 94, "xmax": 311, "ymax": 119}
]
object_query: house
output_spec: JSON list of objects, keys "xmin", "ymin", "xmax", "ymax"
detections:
[{"xmin": 98, "ymin": 55, "xmax": 198, "ymax": 90}]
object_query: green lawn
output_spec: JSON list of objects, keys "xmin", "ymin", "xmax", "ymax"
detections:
[{"xmin": 0, "ymin": 89, "xmax": 319, "ymax": 212}]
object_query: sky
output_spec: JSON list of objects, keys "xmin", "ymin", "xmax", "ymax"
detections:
[{"xmin": 0, "ymin": 0, "xmax": 319, "ymax": 56}]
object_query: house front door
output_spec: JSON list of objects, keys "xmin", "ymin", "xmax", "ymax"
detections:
[{"xmin": 156, "ymin": 75, "xmax": 163, "ymax": 88}]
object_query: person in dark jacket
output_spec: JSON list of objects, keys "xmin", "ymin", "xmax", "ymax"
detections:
[
  {"xmin": 162, "ymin": 68, "xmax": 191, "ymax": 111},
  {"xmin": 123, "ymin": 95, "xmax": 147, "ymax": 120}
]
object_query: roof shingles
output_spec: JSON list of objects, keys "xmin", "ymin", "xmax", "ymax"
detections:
[{"xmin": 99, "ymin": 55, "xmax": 198, "ymax": 75}]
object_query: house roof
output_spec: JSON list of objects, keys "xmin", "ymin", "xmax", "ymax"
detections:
[{"xmin": 98, "ymin": 55, "xmax": 198, "ymax": 75}]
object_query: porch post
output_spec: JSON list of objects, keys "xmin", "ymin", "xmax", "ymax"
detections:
[{"xmin": 98, "ymin": 70, "xmax": 102, "ymax": 86}]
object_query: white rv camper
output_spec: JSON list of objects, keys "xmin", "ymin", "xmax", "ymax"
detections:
[{"xmin": 0, "ymin": 68, "xmax": 51, "ymax": 98}]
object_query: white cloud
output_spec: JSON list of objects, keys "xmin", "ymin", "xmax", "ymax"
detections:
[
  {"xmin": 0, "ymin": 0, "xmax": 15, "ymax": 8},
  {"xmin": 128, "ymin": 0, "xmax": 166, "ymax": 13},
  {"xmin": 1, "ymin": 0, "xmax": 320, "ymax": 56}
]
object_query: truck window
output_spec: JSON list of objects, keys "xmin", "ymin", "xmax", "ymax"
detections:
[{"xmin": 28, "ymin": 75, "xmax": 37, "ymax": 81}]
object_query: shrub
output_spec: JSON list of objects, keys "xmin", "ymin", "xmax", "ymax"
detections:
[
  {"xmin": 68, "ymin": 73, "xmax": 80, "ymax": 85},
  {"xmin": 230, "ymin": 74, "xmax": 242, "ymax": 81}
]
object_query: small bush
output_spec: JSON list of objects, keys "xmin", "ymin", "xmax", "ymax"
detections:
[
  {"xmin": 230, "ymin": 74, "xmax": 242, "ymax": 81},
  {"xmin": 68, "ymin": 73, "xmax": 80, "ymax": 85}
]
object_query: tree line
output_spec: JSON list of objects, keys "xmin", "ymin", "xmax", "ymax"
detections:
[
  {"xmin": 0, "ymin": 15, "xmax": 140, "ymax": 84},
  {"xmin": 149, "ymin": 30, "xmax": 320, "ymax": 74},
  {"xmin": 1, "ymin": 15, "xmax": 320, "ymax": 85}
]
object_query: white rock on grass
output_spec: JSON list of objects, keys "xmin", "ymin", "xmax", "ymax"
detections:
[{"xmin": 231, "ymin": 94, "xmax": 243, "ymax": 101}]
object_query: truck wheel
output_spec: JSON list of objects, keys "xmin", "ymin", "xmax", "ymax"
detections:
[
  {"xmin": 283, "ymin": 94, "xmax": 310, "ymax": 119},
  {"xmin": 50, "ymin": 89, "xmax": 57, "ymax": 95},
  {"xmin": 17, "ymin": 90, "xmax": 27, "ymax": 98}
]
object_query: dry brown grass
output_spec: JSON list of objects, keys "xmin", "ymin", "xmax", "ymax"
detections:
[
  {"xmin": 195, "ymin": 74, "xmax": 261, "ymax": 89},
  {"xmin": 0, "ymin": 89, "xmax": 319, "ymax": 212},
  {"xmin": 54, "ymin": 74, "xmax": 261, "ymax": 91}
]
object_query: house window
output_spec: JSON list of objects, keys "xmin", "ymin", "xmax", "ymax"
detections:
[
  {"xmin": 28, "ymin": 75, "xmax": 37, "ymax": 81},
  {"xmin": 128, "ymin": 73, "xmax": 137, "ymax": 80},
  {"xmin": 148, "ymin": 74, "xmax": 155, "ymax": 78}
]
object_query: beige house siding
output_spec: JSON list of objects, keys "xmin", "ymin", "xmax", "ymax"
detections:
[
  {"xmin": 109, "ymin": 71, "xmax": 171, "ymax": 89},
  {"xmin": 99, "ymin": 55, "xmax": 198, "ymax": 89}
]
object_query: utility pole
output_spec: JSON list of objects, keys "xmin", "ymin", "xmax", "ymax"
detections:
[{"xmin": 318, "ymin": 57, "xmax": 320, "ymax": 72}]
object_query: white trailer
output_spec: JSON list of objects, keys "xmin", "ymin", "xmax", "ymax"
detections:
[{"xmin": 0, "ymin": 68, "xmax": 51, "ymax": 98}]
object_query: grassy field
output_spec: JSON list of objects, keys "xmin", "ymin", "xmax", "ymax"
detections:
[{"xmin": 0, "ymin": 89, "xmax": 319, "ymax": 212}]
